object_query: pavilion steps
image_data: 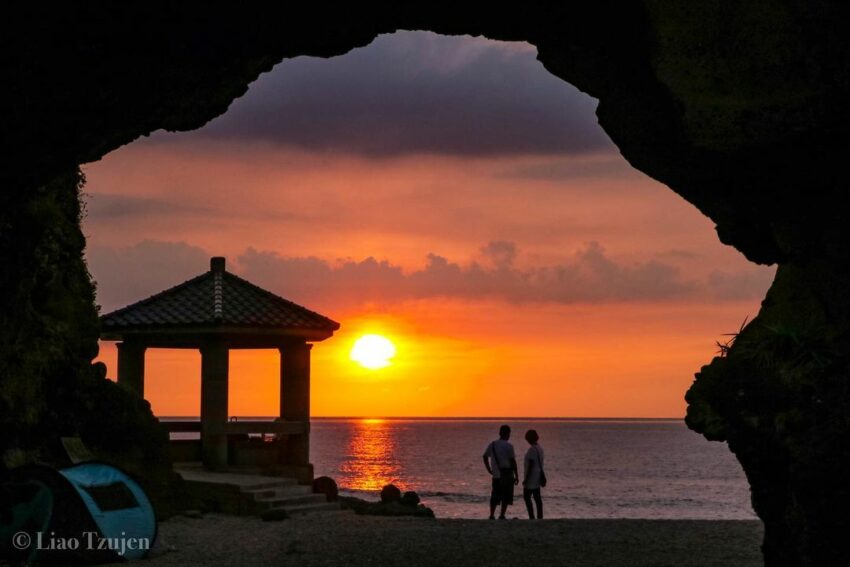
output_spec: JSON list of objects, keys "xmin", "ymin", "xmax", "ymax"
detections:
[
  {"xmin": 242, "ymin": 483, "xmax": 310, "ymax": 500},
  {"xmin": 246, "ymin": 486, "xmax": 342, "ymax": 517},
  {"xmin": 271, "ymin": 502, "xmax": 344, "ymax": 516},
  {"xmin": 176, "ymin": 465, "xmax": 340, "ymax": 516},
  {"xmin": 245, "ymin": 485, "xmax": 330, "ymax": 512}
]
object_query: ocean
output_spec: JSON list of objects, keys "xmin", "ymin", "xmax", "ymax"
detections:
[{"xmin": 309, "ymin": 418, "xmax": 756, "ymax": 520}]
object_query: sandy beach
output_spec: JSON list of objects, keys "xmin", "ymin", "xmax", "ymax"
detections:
[{"xmin": 141, "ymin": 513, "xmax": 764, "ymax": 567}]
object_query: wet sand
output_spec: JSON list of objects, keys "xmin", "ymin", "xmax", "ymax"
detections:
[{"xmin": 141, "ymin": 513, "xmax": 764, "ymax": 567}]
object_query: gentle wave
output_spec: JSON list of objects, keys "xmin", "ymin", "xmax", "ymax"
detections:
[{"xmin": 416, "ymin": 490, "xmax": 488, "ymax": 504}]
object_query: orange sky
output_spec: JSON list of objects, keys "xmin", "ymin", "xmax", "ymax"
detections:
[
  {"xmin": 84, "ymin": 32, "xmax": 774, "ymax": 418},
  {"xmin": 95, "ymin": 299, "xmax": 761, "ymax": 418}
]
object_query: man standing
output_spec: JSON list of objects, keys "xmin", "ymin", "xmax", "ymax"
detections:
[{"xmin": 483, "ymin": 424, "xmax": 519, "ymax": 519}]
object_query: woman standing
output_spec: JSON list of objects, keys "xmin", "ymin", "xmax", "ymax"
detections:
[{"xmin": 522, "ymin": 429, "xmax": 545, "ymax": 519}]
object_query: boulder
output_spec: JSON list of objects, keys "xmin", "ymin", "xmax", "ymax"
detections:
[
  {"xmin": 339, "ymin": 494, "xmax": 435, "ymax": 518},
  {"xmin": 380, "ymin": 483, "xmax": 401, "ymax": 503},
  {"xmin": 414, "ymin": 504, "xmax": 436, "ymax": 518},
  {"xmin": 401, "ymin": 491, "xmax": 420, "ymax": 507},
  {"xmin": 312, "ymin": 476, "xmax": 339, "ymax": 502},
  {"xmin": 338, "ymin": 496, "xmax": 370, "ymax": 514}
]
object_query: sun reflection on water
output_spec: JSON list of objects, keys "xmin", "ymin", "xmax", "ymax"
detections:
[{"xmin": 339, "ymin": 418, "xmax": 404, "ymax": 492}]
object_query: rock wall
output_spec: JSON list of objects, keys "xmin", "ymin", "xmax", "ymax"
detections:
[
  {"xmin": 687, "ymin": 258, "xmax": 850, "ymax": 565},
  {"xmin": 0, "ymin": 170, "xmax": 179, "ymax": 516},
  {"xmin": 0, "ymin": 170, "xmax": 100, "ymax": 466},
  {"xmin": 2, "ymin": 4, "xmax": 849, "ymax": 563}
]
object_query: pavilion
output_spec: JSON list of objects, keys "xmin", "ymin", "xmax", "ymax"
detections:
[{"xmin": 99, "ymin": 257, "xmax": 339, "ymax": 482}]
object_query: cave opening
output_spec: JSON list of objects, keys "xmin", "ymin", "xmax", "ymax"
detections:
[
  {"xmin": 5, "ymin": 7, "xmax": 847, "ymax": 563},
  {"xmin": 82, "ymin": 31, "xmax": 769, "ymax": 520}
]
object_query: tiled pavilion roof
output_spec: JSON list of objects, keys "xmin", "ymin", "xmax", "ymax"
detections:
[{"xmin": 100, "ymin": 257, "xmax": 339, "ymax": 339}]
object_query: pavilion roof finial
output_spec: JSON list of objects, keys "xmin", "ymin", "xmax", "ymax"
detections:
[{"xmin": 212, "ymin": 258, "xmax": 224, "ymax": 321}]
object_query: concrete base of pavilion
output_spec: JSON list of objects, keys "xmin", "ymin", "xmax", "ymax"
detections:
[
  {"xmin": 174, "ymin": 459, "xmax": 315, "ymax": 485},
  {"xmin": 168, "ymin": 432, "xmax": 315, "ymax": 489},
  {"xmin": 175, "ymin": 462, "xmax": 339, "ymax": 517}
]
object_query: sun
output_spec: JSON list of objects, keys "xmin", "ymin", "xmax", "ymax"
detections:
[{"xmin": 350, "ymin": 334, "xmax": 397, "ymax": 370}]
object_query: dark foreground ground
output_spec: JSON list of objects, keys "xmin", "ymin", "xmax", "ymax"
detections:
[{"xmin": 138, "ymin": 513, "xmax": 764, "ymax": 567}]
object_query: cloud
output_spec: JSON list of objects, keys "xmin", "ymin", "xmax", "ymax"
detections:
[
  {"xmin": 655, "ymin": 249, "xmax": 702, "ymax": 261},
  {"xmin": 706, "ymin": 268, "xmax": 777, "ymax": 300},
  {"xmin": 152, "ymin": 31, "xmax": 613, "ymax": 158},
  {"xmin": 87, "ymin": 240, "xmax": 776, "ymax": 314},
  {"xmin": 235, "ymin": 248, "xmax": 406, "ymax": 302},
  {"xmin": 86, "ymin": 240, "xmax": 210, "ymax": 312},
  {"xmin": 499, "ymin": 156, "xmax": 635, "ymax": 181},
  {"xmin": 236, "ymin": 242, "xmax": 716, "ymax": 306},
  {"xmin": 479, "ymin": 240, "xmax": 518, "ymax": 269}
]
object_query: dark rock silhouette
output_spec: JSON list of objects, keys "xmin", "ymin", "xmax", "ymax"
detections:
[
  {"xmin": 0, "ymin": 170, "xmax": 180, "ymax": 519},
  {"xmin": 685, "ymin": 265, "xmax": 850, "ymax": 566},
  {"xmin": 401, "ymin": 491, "xmax": 421, "ymax": 508},
  {"xmin": 380, "ymin": 483, "xmax": 402, "ymax": 504},
  {"xmin": 2, "ymin": 5, "xmax": 850, "ymax": 564},
  {"xmin": 312, "ymin": 476, "xmax": 339, "ymax": 502},
  {"xmin": 341, "ymin": 485, "xmax": 435, "ymax": 518}
]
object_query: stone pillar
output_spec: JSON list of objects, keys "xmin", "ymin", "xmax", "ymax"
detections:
[
  {"xmin": 116, "ymin": 341, "xmax": 146, "ymax": 397},
  {"xmin": 200, "ymin": 342, "xmax": 229, "ymax": 469},
  {"xmin": 280, "ymin": 341, "xmax": 312, "ymax": 467}
]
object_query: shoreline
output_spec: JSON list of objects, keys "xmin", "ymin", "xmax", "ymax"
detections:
[{"xmin": 139, "ymin": 513, "xmax": 764, "ymax": 566}]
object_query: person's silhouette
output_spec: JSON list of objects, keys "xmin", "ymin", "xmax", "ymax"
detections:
[
  {"xmin": 522, "ymin": 429, "xmax": 545, "ymax": 519},
  {"xmin": 482, "ymin": 424, "xmax": 519, "ymax": 519}
]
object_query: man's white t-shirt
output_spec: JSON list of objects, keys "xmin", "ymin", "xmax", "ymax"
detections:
[
  {"xmin": 523, "ymin": 445, "xmax": 545, "ymax": 489},
  {"xmin": 484, "ymin": 439, "xmax": 516, "ymax": 478}
]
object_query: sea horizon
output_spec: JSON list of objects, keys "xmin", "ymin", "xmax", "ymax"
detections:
[{"xmin": 159, "ymin": 416, "xmax": 686, "ymax": 422}]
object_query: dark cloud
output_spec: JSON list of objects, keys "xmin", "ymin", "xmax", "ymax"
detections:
[
  {"xmin": 82, "ymin": 192, "xmax": 313, "ymax": 226},
  {"xmin": 156, "ymin": 32, "xmax": 613, "ymax": 157},
  {"xmin": 83, "ymin": 193, "xmax": 214, "ymax": 220}
]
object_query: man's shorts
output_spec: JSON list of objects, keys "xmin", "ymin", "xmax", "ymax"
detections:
[{"xmin": 490, "ymin": 468, "xmax": 514, "ymax": 506}]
